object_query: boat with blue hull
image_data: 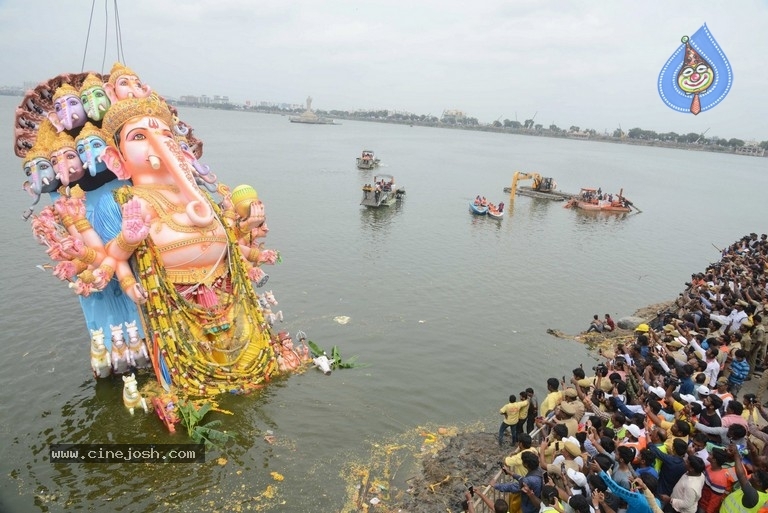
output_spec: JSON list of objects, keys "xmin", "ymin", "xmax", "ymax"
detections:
[{"xmin": 469, "ymin": 201, "xmax": 488, "ymax": 215}]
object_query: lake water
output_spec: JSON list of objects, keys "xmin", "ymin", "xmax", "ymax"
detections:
[{"xmin": 1, "ymin": 94, "xmax": 766, "ymax": 512}]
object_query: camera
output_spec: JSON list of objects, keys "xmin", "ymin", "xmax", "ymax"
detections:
[
  {"xmin": 663, "ymin": 375, "xmax": 680, "ymax": 389},
  {"xmin": 467, "ymin": 483, "xmax": 475, "ymax": 497},
  {"xmin": 744, "ymin": 393, "xmax": 758, "ymax": 404},
  {"xmin": 593, "ymin": 363, "xmax": 609, "ymax": 377}
]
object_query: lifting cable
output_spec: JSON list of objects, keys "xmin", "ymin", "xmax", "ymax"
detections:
[{"xmin": 80, "ymin": 0, "xmax": 127, "ymax": 74}]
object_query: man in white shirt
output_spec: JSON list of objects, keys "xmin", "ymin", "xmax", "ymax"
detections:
[
  {"xmin": 660, "ymin": 455, "xmax": 705, "ymax": 513},
  {"xmin": 703, "ymin": 349, "xmax": 721, "ymax": 388}
]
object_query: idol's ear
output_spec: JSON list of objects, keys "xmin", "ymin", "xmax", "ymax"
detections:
[
  {"xmin": 102, "ymin": 146, "xmax": 129, "ymax": 180},
  {"xmin": 104, "ymin": 83, "xmax": 118, "ymax": 104},
  {"xmin": 47, "ymin": 111, "xmax": 64, "ymax": 133}
]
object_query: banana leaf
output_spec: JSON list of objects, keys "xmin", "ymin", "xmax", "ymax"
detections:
[
  {"xmin": 307, "ymin": 340, "xmax": 325, "ymax": 358},
  {"xmin": 307, "ymin": 340, "xmax": 368, "ymax": 369}
]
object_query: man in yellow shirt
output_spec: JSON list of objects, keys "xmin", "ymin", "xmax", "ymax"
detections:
[
  {"xmin": 504, "ymin": 433, "xmax": 538, "ymax": 476},
  {"xmin": 539, "ymin": 378, "xmax": 563, "ymax": 417},
  {"xmin": 499, "ymin": 394, "xmax": 529, "ymax": 447}
]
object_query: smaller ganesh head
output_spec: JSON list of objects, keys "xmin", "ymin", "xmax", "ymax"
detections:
[
  {"xmin": 176, "ymin": 136, "xmax": 217, "ymax": 191},
  {"xmin": 49, "ymin": 83, "xmax": 87, "ymax": 132},
  {"xmin": 104, "ymin": 62, "xmax": 152, "ymax": 103},
  {"xmin": 49, "ymin": 131, "xmax": 86, "ymax": 186},
  {"xmin": 23, "ymin": 145, "xmax": 58, "ymax": 202},
  {"xmin": 79, "ymin": 73, "xmax": 111, "ymax": 122},
  {"xmin": 75, "ymin": 123, "xmax": 109, "ymax": 176}
]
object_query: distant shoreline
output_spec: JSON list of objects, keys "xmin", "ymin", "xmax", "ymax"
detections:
[
  {"xmin": 3, "ymin": 87, "xmax": 763, "ymax": 158},
  {"xmin": 177, "ymin": 103, "xmax": 767, "ymax": 158}
]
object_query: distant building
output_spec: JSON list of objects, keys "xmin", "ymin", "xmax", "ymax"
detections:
[
  {"xmin": 736, "ymin": 143, "xmax": 766, "ymax": 157},
  {"xmin": 567, "ymin": 131, "xmax": 590, "ymax": 140},
  {"xmin": 179, "ymin": 95, "xmax": 200, "ymax": 104},
  {"xmin": 441, "ymin": 109, "xmax": 466, "ymax": 124}
]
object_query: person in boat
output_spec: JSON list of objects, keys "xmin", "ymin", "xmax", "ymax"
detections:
[
  {"xmin": 498, "ymin": 202, "xmax": 504, "ymax": 213},
  {"xmin": 475, "ymin": 195, "xmax": 482, "ymax": 206},
  {"xmin": 586, "ymin": 314, "xmax": 604, "ymax": 333}
]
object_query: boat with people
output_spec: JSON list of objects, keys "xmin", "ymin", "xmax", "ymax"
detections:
[
  {"xmin": 356, "ymin": 150, "xmax": 380, "ymax": 170},
  {"xmin": 487, "ymin": 202, "xmax": 505, "ymax": 219},
  {"xmin": 469, "ymin": 196, "xmax": 489, "ymax": 215},
  {"xmin": 361, "ymin": 174, "xmax": 405, "ymax": 208},
  {"xmin": 564, "ymin": 188, "xmax": 634, "ymax": 213}
]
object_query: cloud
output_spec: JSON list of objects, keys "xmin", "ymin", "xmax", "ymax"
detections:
[{"xmin": 1, "ymin": 0, "xmax": 766, "ymax": 140}]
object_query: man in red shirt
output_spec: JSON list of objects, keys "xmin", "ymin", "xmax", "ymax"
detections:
[{"xmin": 604, "ymin": 314, "xmax": 616, "ymax": 332}]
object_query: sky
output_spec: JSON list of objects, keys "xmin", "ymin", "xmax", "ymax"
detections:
[{"xmin": 1, "ymin": 0, "xmax": 767, "ymax": 141}]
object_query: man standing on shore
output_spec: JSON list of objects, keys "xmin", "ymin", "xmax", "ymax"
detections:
[
  {"xmin": 499, "ymin": 394, "xmax": 529, "ymax": 447},
  {"xmin": 540, "ymin": 378, "xmax": 563, "ymax": 417}
]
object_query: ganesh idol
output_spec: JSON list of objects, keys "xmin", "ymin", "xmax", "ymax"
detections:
[{"xmin": 94, "ymin": 94, "xmax": 277, "ymax": 394}]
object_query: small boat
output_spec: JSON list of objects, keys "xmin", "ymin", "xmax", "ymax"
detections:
[
  {"xmin": 564, "ymin": 188, "xmax": 633, "ymax": 213},
  {"xmin": 356, "ymin": 150, "xmax": 380, "ymax": 170},
  {"xmin": 469, "ymin": 201, "xmax": 488, "ymax": 215},
  {"xmin": 487, "ymin": 202, "xmax": 505, "ymax": 219},
  {"xmin": 361, "ymin": 174, "xmax": 405, "ymax": 208}
]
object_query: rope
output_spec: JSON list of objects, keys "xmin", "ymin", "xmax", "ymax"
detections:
[
  {"xmin": 101, "ymin": 0, "xmax": 109, "ymax": 73},
  {"xmin": 114, "ymin": 0, "xmax": 126, "ymax": 64},
  {"xmin": 81, "ymin": 0, "xmax": 126, "ymax": 74},
  {"xmin": 80, "ymin": 0, "xmax": 97, "ymax": 72}
]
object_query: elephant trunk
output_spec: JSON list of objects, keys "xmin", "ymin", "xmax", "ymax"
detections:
[
  {"xmin": 56, "ymin": 163, "xmax": 71, "ymax": 186},
  {"xmin": 27, "ymin": 174, "xmax": 42, "ymax": 196},
  {"xmin": 150, "ymin": 137, "xmax": 214, "ymax": 227},
  {"xmin": 23, "ymin": 181, "xmax": 42, "ymax": 205},
  {"xmin": 191, "ymin": 159, "xmax": 211, "ymax": 177},
  {"xmin": 83, "ymin": 148, "xmax": 99, "ymax": 176}
]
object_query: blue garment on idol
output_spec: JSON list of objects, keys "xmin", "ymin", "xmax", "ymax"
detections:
[{"xmin": 52, "ymin": 179, "xmax": 145, "ymax": 349}]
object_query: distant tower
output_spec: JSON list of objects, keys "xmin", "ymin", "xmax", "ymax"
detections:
[{"xmin": 306, "ymin": 96, "xmax": 313, "ymax": 111}]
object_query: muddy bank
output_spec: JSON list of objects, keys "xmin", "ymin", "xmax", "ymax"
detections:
[{"xmin": 396, "ymin": 431, "xmax": 505, "ymax": 513}]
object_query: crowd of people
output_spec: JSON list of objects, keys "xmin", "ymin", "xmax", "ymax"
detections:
[{"xmin": 465, "ymin": 233, "xmax": 768, "ymax": 513}]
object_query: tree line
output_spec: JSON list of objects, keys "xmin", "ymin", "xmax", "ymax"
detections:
[{"xmin": 181, "ymin": 101, "xmax": 768, "ymax": 151}]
